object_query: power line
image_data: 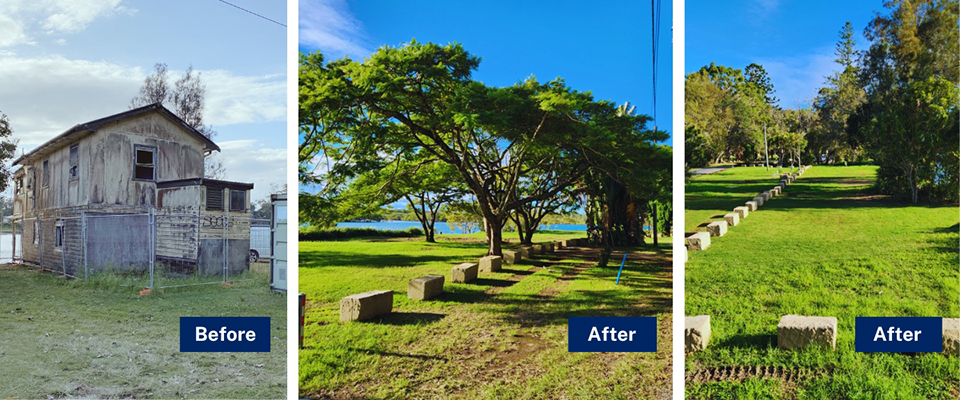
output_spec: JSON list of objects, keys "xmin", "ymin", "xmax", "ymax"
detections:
[
  {"xmin": 651, "ymin": 0, "xmax": 662, "ymax": 126},
  {"xmin": 217, "ymin": 0, "xmax": 286, "ymax": 27}
]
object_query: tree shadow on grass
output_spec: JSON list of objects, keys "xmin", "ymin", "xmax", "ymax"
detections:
[
  {"xmin": 470, "ymin": 278, "xmax": 516, "ymax": 287},
  {"xmin": 299, "ymin": 251, "xmax": 466, "ymax": 269},
  {"xmin": 925, "ymin": 223, "xmax": 960, "ymax": 255},
  {"xmin": 366, "ymin": 312, "xmax": 446, "ymax": 326},
  {"xmin": 344, "ymin": 347, "xmax": 448, "ymax": 361},
  {"xmin": 711, "ymin": 333, "xmax": 777, "ymax": 351}
]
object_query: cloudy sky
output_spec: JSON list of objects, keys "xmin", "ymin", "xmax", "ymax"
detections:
[
  {"xmin": 686, "ymin": 0, "xmax": 881, "ymax": 109},
  {"xmin": 0, "ymin": 0, "xmax": 286, "ymax": 203}
]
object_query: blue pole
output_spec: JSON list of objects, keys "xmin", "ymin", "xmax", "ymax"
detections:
[{"xmin": 615, "ymin": 253, "xmax": 627, "ymax": 285}]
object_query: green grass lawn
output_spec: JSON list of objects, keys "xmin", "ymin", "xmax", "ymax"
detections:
[
  {"xmin": 0, "ymin": 264, "xmax": 286, "ymax": 399},
  {"xmin": 685, "ymin": 165, "xmax": 959, "ymax": 399},
  {"xmin": 299, "ymin": 231, "xmax": 673, "ymax": 399}
]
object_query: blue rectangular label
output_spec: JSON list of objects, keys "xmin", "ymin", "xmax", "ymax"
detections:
[
  {"xmin": 180, "ymin": 317, "xmax": 271, "ymax": 352},
  {"xmin": 568, "ymin": 317, "xmax": 657, "ymax": 352},
  {"xmin": 855, "ymin": 317, "xmax": 942, "ymax": 353}
]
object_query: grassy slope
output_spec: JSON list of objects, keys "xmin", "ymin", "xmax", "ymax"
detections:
[
  {"xmin": 300, "ymin": 232, "xmax": 674, "ymax": 399},
  {"xmin": 685, "ymin": 166, "xmax": 959, "ymax": 399},
  {"xmin": 0, "ymin": 264, "xmax": 286, "ymax": 399}
]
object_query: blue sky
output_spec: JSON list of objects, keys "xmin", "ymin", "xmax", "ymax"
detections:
[
  {"xmin": 300, "ymin": 0, "xmax": 673, "ymax": 140},
  {"xmin": 686, "ymin": 0, "xmax": 882, "ymax": 109},
  {"xmin": 0, "ymin": 0, "xmax": 286, "ymax": 202}
]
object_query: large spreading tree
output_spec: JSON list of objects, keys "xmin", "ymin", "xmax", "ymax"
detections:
[{"xmin": 300, "ymin": 41, "xmax": 667, "ymax": 255}]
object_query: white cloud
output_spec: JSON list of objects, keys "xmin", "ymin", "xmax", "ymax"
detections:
[
  {"xmin": 299, "ymin": 0, "xmax": 371, "ymax": 58},
  {"xmin": 0, "ymin": 14, "xmax": 29, "ymax": 47},
  {"xmin": 754, "ymin": 47, "xmax": 837, "ymax": 109},
  {"xmin": 0, "ymin": 55, "xmax": 285, "ymax": 150},
  {"xmin": 216, "ymin": 140, "xmax": 287, "ymax": 202},
  {"xmin": 0, "ymin": 0, "xmax": 134, "ymax": 47},
  {"xmin": 201, "ymin": 71, "xmax": 286, "ymax": 126}
]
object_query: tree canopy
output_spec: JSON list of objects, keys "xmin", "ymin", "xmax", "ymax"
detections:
[{"xmin": 300, "ymin": 41, "xmax": 670, "ymax": 253}]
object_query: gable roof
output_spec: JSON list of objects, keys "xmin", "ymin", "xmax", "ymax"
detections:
[{"xmin": 13, "ymin": 103, "xmax": 220, "ymax": 166}]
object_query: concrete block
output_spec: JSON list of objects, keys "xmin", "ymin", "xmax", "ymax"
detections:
[
  {"xmin": 545, "ymin": 242, "xmax": 555, "ymax": 253},
  {"xmin": 706, "ymin": 220, "xmax": 727, "ymax": 237},
  {"xmin": 408, "ymin": 275, "xmax": 444, "ymax": 301},
  {"xmin": 685, "ymin": 315, "xmax": 711, "ymax": 352},
  {"xmin": 502, "ymin": 250, "xmax": 521, "ymax": 264},
  {"xmin": 532, "ymin": 244, "xmax": 545, "ymax": 255},
  {"xmin": 479, "ymin": 255, "xmax": 502, "ymax": 273},
  {"xmin": 724, "ymin": 213, "xmax": 740, "ymax": 227},
  {"xmin": 518, "ymin": 246, "xmax": 534, "ymax": 258},
  {"xmin": 746, "ymin": 201, "xmax": 758, "ymax": 212},
  {"xmin": 686, "ymin": 232, "xmax": 711, "ymax": 251},
  {"xmin": 770, "ymin": 187, "xmax": 779, "ymax": 196},
  {"xmin": 753, "ymin": 196, "xmax": 764, "ymax": 207},
  {"xmin": 554, "ymin": 241, "xmax": 563, "ymax": 250},
  {"xmin": 452, "ymin": 263, "xmax": 478, "ymax": 283},
  {"xmin": 562, "ymin": 239, "xmax": 577, "ymax": 247},
  {"xmin": 761, "ymin": 191, "xmax": 770, "ymax": 202},
  {"xmin": 777, "ymin": 315, "xmax": 837, "ymax": 350},
  {"xmin": 340, "ymin": 290, "xmax": 393, "ymax": 322},
  {"xmin": 734, "ymin": 206, "xmax": 749, "ymax": 219},
  {"xmin": 944, "ymin": 318, "xmax": 959, "ymax": 357}
]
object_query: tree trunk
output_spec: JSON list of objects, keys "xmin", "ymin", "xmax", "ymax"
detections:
[
  {"xmin": 487, "ymin": 217, "xmax": 503, "ymax": 255},
  {"xmin": 652, "ymin": 204, "xmax": 658, "ymax": 247}
]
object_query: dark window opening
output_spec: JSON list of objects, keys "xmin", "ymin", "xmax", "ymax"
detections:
[
  {"xmin": 206, "ymin": 188, "xmax": 224, "ymax": 210},
  {"xmin": 69, "ymin": 144, "xmax": 79, "ymax": 180},
  {"xmin": 230, "ymin": 190, "xmax": 246, "ymax": 211},
  {"xmin": 55, "ymin": 223, "xmax": 63, "ymax": 248},
  {"xmin": 42, "ymin": 160, "xmax": 49, "ymax": 187},
  {"xmin": 134, "ymin": 146, "xmax": 156, "ymax": 181}
]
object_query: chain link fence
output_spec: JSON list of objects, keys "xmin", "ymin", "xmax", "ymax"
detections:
[{"xmin": 14, "ymin": 208, "xmax": 270, "ymax": 289}]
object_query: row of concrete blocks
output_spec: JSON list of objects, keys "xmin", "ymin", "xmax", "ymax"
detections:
[
  {"xmin": 685, "ymin": 315, "xmax": 960, "ymax": 356},
  {"xmin": 338, "ymin": 238, "xmax": 587, "ymax": 322},
  {"xmin": 686, "ymin": 168, "xmax": 809, "ymax": 253},
  {"xmin": 338, "ymin": 254, "xmax": 504, "ymax": 322}
]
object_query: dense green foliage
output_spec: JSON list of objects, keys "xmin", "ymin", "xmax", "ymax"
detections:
[
  {"xmin": 299, "ymin": 42, "xmax": 669, "ymax": 254},
  {"xmin": 849, "ymin": 0, "xmax": 960, "ymax": 203}
]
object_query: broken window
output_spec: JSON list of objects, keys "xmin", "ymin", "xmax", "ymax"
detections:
[
  {"xmin": 55, "ymin": 220, "xmax": 63, "ymax": 248},
  {"xmin": 14, "ymin": 178, "xmax": 21, "ymax": 195},
  {"xmin": 42, "ymin": 160, "xmax": 49, "ymax": 187},
  {"xmin": 134, "ymin": 145, "xmax": 156, "ymax": 181},
  {"xmin": 69, "ymin": 144, "xmax": 79, "ymax": 180},
  {"xmin": 206, "ymin": 187, "xmax": 224, "ymax": 211},
  {"xmin": 33, "ymin": 221, "xmax": 38, "ymax": 244},
  {"xmin": 230, "ymin": 190, "xmax": 247, "ymax": 212}
]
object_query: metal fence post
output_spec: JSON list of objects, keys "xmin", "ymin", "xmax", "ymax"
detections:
[
  {"xmin": 223, "ymin": 212, "xmax": 229, "ymax": 283},
  {"xmin": 82, "ymin": 211, "xmax": 87, "ymax": 281},
  {"xmin": 59, "ymin": 212, "xmax": 65, "ymax": 277},
  {"xmin": 149, "ymin": 208, "xmax": 154, "ymax": 290}
]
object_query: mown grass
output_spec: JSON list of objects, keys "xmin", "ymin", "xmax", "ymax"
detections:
[
  {"xmin": 684, "ymin": 165, "xmax": 959, "ymax": 399},
  {"xmin": 299, "ymin": 231, "xmax": 674, "ymax": 399},
  {"xmin": 0, "ymin": 263, "xmax": 286, "ymax": 399}
]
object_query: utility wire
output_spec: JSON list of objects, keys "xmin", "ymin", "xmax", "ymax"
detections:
[
  {"xmin": 217, "ymin": 0, "xmax": 286, "ymax": 27},
  {"xmin": 651, "ymin": 0, "xmax": 662, "ymax": 126}
]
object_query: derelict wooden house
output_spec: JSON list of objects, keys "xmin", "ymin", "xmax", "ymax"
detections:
[{"xmin": 11, "ymin": 104, "xmax": 254, "ymax": 277}]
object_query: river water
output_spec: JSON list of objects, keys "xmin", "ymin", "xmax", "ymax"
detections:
[{"xmin": 336, "ymin": 221, "xmax": 587, "ymax": 234}]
